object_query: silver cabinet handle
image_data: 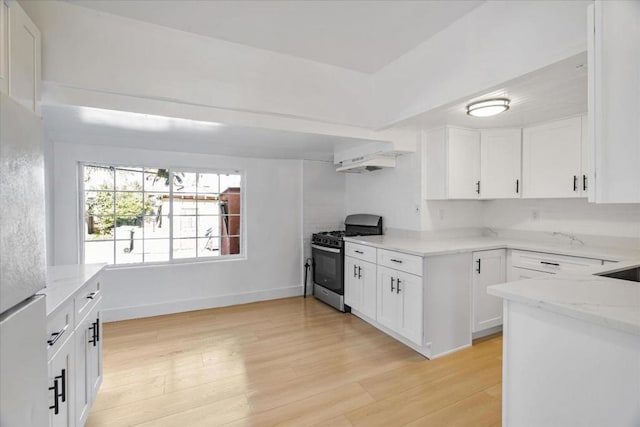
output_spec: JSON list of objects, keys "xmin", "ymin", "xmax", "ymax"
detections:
[
  {"xmin": 396, "ymin": 278, "xmax": 401, "ymax": 294},
  {"xmin": 390, "ymin": 277, "xmax": 395, "ymax": 292},
  {"xmin": 47, "ymin": 325, "xmax": 68, "ymax": 347}
]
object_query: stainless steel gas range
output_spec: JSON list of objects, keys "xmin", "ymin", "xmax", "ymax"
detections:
[{"xmin": 311, "ymin": 214, "xmax": 383, "ymax": 312}]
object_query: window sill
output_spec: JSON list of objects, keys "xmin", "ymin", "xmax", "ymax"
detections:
[{"xmin": 101, "ymin": 254, "xmax": 247, "ymax": 270}]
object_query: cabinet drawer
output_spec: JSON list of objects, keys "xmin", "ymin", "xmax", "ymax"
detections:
[
  {"xmin": 378, "ymin": 249, "xmax": 423, "ymax": 276},
  {"xmin": 75, "ymin": 277, "xmax": 101, "ymax": 326},
  {"xmin": 511, "ymin": 250, "xmax": 602, "ymax": 274},
  {"xmin": 345, "ymin": 242, "xmax": 377, "ymax": 263},
  {"xmin": 46, "ymin": 299, "xmax": 74, "ymax": 361}
]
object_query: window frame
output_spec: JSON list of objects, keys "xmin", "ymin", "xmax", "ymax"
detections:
[{"xmin": 78, "ymin": 162, "xmax": 246, "ymax": 267}]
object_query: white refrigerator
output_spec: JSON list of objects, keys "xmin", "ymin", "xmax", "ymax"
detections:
[{"xmin": 0, "ymin": 92, "xmax": 48, "ymax": 426}]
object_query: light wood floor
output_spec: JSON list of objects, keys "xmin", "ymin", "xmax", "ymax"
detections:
[{"xmin": 87, "ymin": 297, "xmax": 502, "ymax": 427}]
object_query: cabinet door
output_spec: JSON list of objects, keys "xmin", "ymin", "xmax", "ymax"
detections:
[
  {"xmin": 0, "ymin": 0, "xmax": 8, "ymax": 94},
  {"xmin": 88, "ymin": 302, "xmax": 103, "ymax": 400},
  {"xmin": 472, "ymin": 249, "xmax": 506, "ymax": 333},
  {"xmin": 396, "ymin": 271, "xmax": 423, "ymax": 345},
  {"xmin": 359, "ymin": 260, "xmax": 377, "ymax": 319},
  {"xmin": 447, "ymin": 127, "xmax": 480, "ymax": 199},
  {"xmin": 480, "ymin": 129, "xmax": 522, "ymax": 199},
  {"xmin": 522, "ymin": 117, "xmax": 582, "ymax": 198},
  {"xmin": 49, "ymin": 333, "xmax": 74, "ymax": 427},
  {"xmin": 377, "ymin": 266, "xmax": 398, "ymax": 332},
  {"xmin": 588, "ymin": 1, "xmax": 640, "ymax": 203},
  {"xmin": 75, "ymin": 311, "xmax": 93, "ymax": 426},
  {"xmin": 344, "ymin": 256, "xmax": 361, "ymax": 311},
  {"xmin": 8, "ymin": 0, "xmax": 40, "ymax": 114}
]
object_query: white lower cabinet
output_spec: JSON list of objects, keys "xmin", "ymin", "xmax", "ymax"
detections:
[
  {"xmin": 472, "ymin": 249, "xmax": 507, "ymax": 333},
  {"xmin": 46, "ymin": 276, "xmax": 103, "ymax": 427},
  {"xmin": 377, "ymin": 266, "xmax": 423, "ymax": 345},
  {"xmin": 344, "ymin": 256, "xmax": 376, "ymax": 320},
  {"xmin": 75, "ymin": 298, "xmax": 102, "ymax": 427},
  {"xmin": 48, "ymin": 333, "xmax": 74, "ymax": 427}
]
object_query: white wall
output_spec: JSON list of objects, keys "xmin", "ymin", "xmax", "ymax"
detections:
[
  {"xmin": 52, "ymin": 142, "xmax": 303, "ymax": 321},
  {"xmin": 21, "ymin": 0, "xmax": 374, "ymax": 129},
  {"xmin": 302, "ymin": 161, "xmax": 346, "ymax": 293},
  {"xmin": 483, "ymin": 199, "xmax": 640, "ymax": 239},
  {"xmin": 345, "ymin": 151, "xmax": 423, "ymax": 231}
]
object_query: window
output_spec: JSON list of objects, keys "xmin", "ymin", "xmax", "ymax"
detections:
[{"xmin": 82, "ymin": 164, "xmax": 242, "ymax": 265}]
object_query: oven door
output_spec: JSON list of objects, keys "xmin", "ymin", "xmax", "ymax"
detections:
[{"xmin": 312, "ymin": 244, "xmax": 344, "ymax": 295}]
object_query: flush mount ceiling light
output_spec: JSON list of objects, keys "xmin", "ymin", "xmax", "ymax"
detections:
[{"xmin": 466, "ymin": 98, "xmax": 510, "ymax": 117}]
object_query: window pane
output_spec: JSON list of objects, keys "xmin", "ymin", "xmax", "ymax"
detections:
[
  {"xmin": 84, "ymin": 165, "xmax": 114, "ymax": 191},
  {"xmin": 143, "ymin": 239, "xmax": 170, "ymax": 263},
  {"xmin": 198, "ymin": 237, "xmax": 219, "ymax": 257},
  {"xmin": 220, "ymin": 235, "xmax": 241, "ymax": 255},
  {"xmin": 115, "ymin": 167, "xmax": 143, "ymax": 191},
  {"xmin": 84, "ymin": 216, "xmax": 114, "ymax": 240},
  {"xmin": 172, "ymin": 195, "xmax": 197, "ymax": 216},
  {"xmin": 147, "ymin": 193, "xmax": 170, "ymax": 215},
  {"xmin": 115, "ymin": 192, "xmax": 145, "ymax": 217},
  {"xmin": 173, "ymin": 215, "xmax": 197, "ymax": 238},
  {"xmin": 197, "ymin": 198, "xmax": 220, "ymax": 215},
  {"xmin": 197, "ymin": 173, "xmax": 219, "ymax": 194},
  {"xmin": 142, "ymin": 215, "xmax": 170, "ymax": 239},
  {"xmin": 173, "ymin": 238, "xmax": 196, "ymax": 259},
  {"xmin": 198, "ymin": 216, "xmax": 219, "ymax": 238},
  {"xmin": 220, "ymin": 215, "xmax": 241, "ymax": 237},
  {"xmin": 113, "ymin": 221, "xmax": 142, "ymax": 240},
  {"xmin": 174, "ymin": 172, "xmax": 196, "ymax": 192},
  {"xmin": 220, "ymin": 174, "xmax": 241, "ymax": 192},
  {"xmin": 85, "ymin": 241, "xmax": 114, "ymax": 264},
  {"xmin": 115, "ymin": 239, "xmax": 143, "ymax": 264},
  {"xmin": 144, "ymin": 169, "xmax": 171, "ymax": 192}
]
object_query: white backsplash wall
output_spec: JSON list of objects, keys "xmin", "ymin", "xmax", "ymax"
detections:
[
  {"xmin": 302, "ymin": 160, "xmax": 346, "ymax": 263},
  {"xmin": 483, "ymin": 199, "xmax": 640, "ymax": 239},
  {"xmin": 345, "ymin": 152, "xmax": 422, "ymax": 231}
]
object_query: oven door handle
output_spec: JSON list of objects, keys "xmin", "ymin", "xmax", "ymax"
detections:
[{"xmin": 311, "ymin": 244, "xmax": 341, "ymax": 254}]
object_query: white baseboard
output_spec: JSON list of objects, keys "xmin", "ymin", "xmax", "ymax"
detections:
[{"xmin": 102, "ymin": 285, "xmax": 303, "ymax": 322}]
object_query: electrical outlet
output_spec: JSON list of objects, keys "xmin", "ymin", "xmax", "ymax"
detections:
[{"xmin": 532, "ymin": 210, "xmax": 539, "ymax": 220}]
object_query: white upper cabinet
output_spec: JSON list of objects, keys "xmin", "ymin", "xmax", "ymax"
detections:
[
  {"xmin": 4, "ymin": 0, "xmax": 40, "ymax": 114},
  {"xmin": 522, "ymin": 116, "xmax": 583, "ymax": 199},
  {"xmin": 480, "ymin": 129, "xmax": 522, "ymax": 199},
  {"xmin": 424, "ymin": 126, "xmax": 480, "ymax": 200},
  {"xmin": 587, "ymin": 1, "xmax": 640, "ymax": 203}
]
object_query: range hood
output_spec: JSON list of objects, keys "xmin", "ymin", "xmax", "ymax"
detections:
[{"xmin": 336, "ymin": 155, "xmax": 396, "ymax": 173}]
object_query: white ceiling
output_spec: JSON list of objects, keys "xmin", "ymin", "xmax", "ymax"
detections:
[
  {"xmin": 64, "ymin": 0, "xmax": 484, "ymax": 74},
  {"xmin": 42, "ymin": 105, "xmax": 383, "ymax": 162},
  {"xmin": 414, "ymin": 52, "xmax": 588, "ymax": 129}
]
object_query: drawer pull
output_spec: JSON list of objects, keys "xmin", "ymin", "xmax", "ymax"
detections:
[
  {"xmin": 49, "ymin": 379, "xmax": 59, "ymax": 414},
  {"xmin": 47, "ymin": 325, "xmax": 68, "ymax": 347},
  {"xmin": 357, "ymin": 266, "xmax": 361, "ymax": 279},
  {"xmin": 87, "ymin": 291, "xmax": 97, "ymax": 300},
  {"xmin": 354, "ymin": 250, "xmax": 364, "ymax": 254},
  {"xmin": 396, "ymin": 278, "xmax": 401, "ymax": 294},
  {"xmin": 55, "ymin": 369, "xmax": 66, "ymax": 403},
  {"xmin": 390, "ymin": 259, "xmax": 403, "ymax": 264},
  {"xmin": 540, "ymin": 261, "xmax": 560, "ymax": 267}
]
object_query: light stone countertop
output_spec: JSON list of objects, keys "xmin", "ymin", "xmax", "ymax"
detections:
[
  {"xmin": 343, "ymin": 234, "xmax": 640, "ymax": 336},
  {"xmin": 39, "ymin": 263, "xmax": 106, "ymax": 317},
  {"xmin": 343, "ymin": 234, "xmax": 638, "ymax": 261}
]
